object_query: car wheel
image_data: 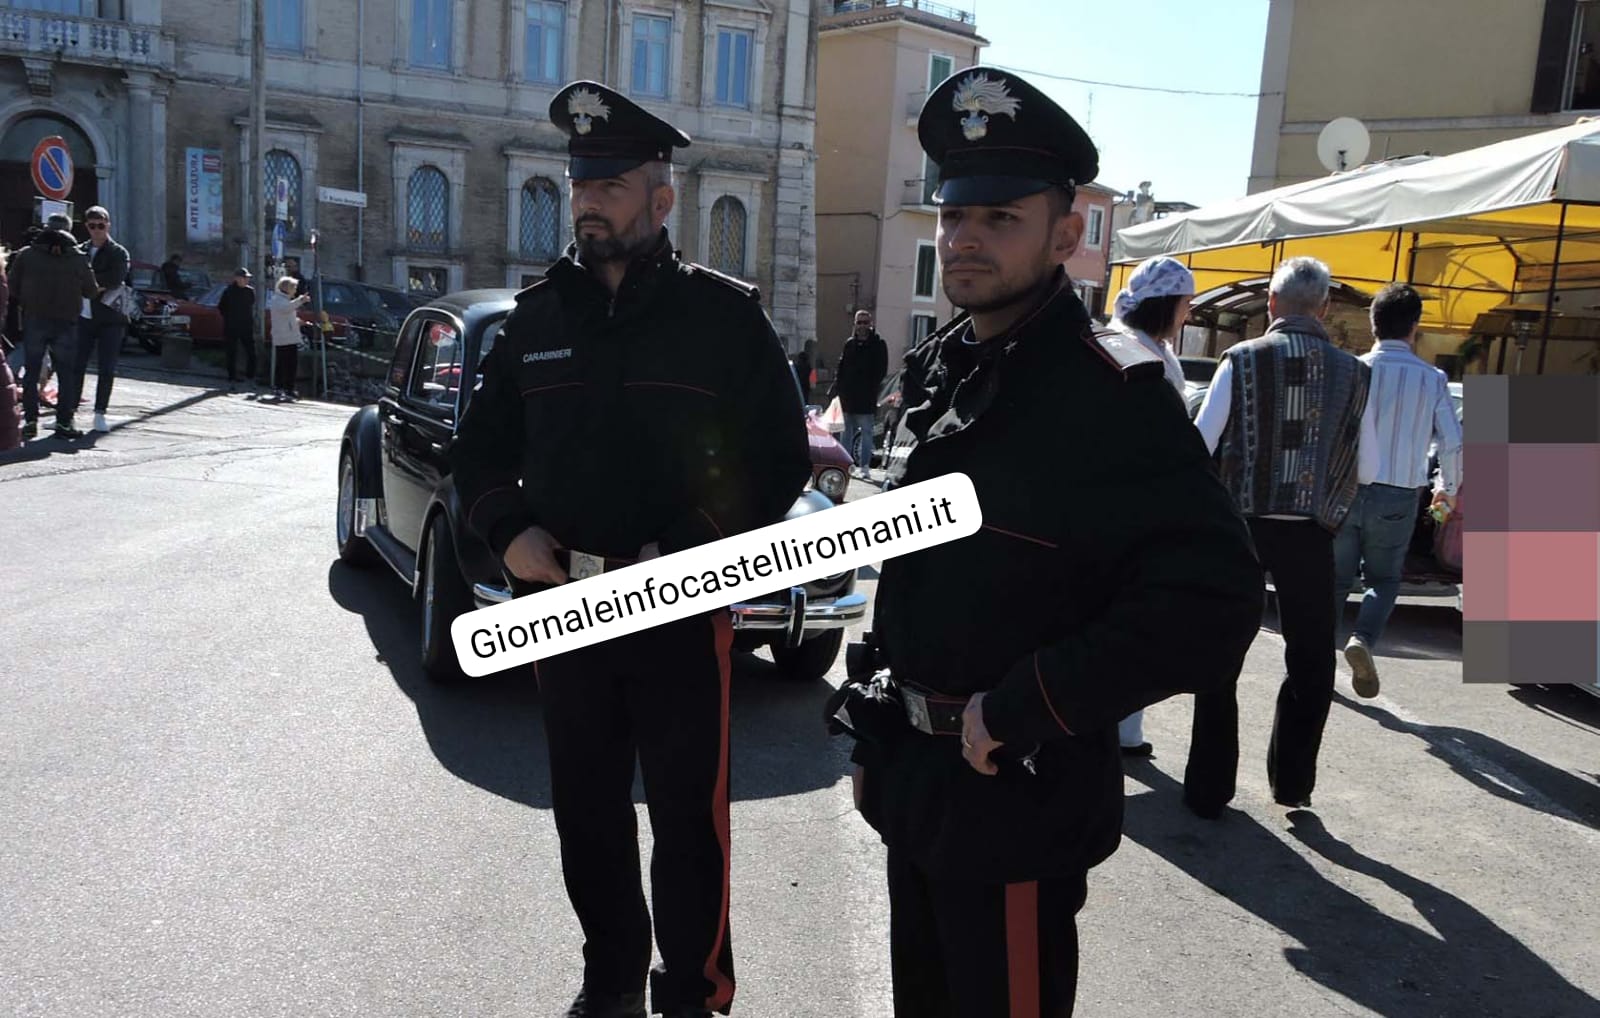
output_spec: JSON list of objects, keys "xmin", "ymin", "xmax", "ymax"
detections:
[
  {"xmin": 336, "ymin": 451, "xmax": 378, "ymax": 566},
  {"xmin": 419, "ymin": 513, "xmax": 472, "ymax": 683},
  {"xmin": 769, "ymin": 629, "xmax": 845, "ymax": 682}
]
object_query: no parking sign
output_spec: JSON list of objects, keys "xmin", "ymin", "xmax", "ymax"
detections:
[{"xmin": 31, "ymin": 136, "xmax": 74, "ymax": 201}]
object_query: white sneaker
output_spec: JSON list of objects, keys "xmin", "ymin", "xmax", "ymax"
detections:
[
  {"xmin": 1344, "ymin": 636, "xmax": 1380, "ymax": 698},
  {"xmin": 93, "ymin": 413, "xmax": 109, "ymax": 433}
]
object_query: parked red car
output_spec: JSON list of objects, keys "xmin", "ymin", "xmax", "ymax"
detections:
[{"xmin": 171, "ymin": 282, "xmax": 350, "ymax": 346}]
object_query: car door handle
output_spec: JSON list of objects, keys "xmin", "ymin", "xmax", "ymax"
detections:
[{"xmin": 428, "ymin": 440, "xmax": 447, "ymax": 454}]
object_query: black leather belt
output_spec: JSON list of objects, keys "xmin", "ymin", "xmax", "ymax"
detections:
[
  {"xmin": 892, "ymin": 679, "xmax": 967, "ymax": 736},
  {"xmin": 554, "ymin": 548, "xmax": 635, "ymax": 580}
]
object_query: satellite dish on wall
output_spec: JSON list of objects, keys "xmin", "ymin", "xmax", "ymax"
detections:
[{"xmin": 1317, "ymin": 117, "xmax": 1371, "ymax": 173}]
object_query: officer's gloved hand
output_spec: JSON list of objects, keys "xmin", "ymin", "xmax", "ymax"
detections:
[{"xmin": 824, "ymin": 670, "xmax": 904, "ymax": 746}]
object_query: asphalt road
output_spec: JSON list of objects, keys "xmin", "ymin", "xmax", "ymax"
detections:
[{"xmin": 3, "ymin": 371, "xmax": 1597, "ymax": 1017}]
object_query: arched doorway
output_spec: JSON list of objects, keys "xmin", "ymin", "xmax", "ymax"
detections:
[{"xmin": 0, "ymin": 112, "xmax": 99, "ymax": 248}]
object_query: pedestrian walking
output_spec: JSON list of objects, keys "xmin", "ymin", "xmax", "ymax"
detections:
[
  {"xmin": 830, "ymin": 67, "xmax": 1262, "ymax": 1017},
  {"xmin": 0, "ymin": 244, "xmax": 20, "ymax": 451},
  {"xmin": 1106, "ymin": 255, "xmax": 1199, "ymax": 757},
  {"xmin": 791, "ymin": 340, "xmax": 814, "ymax": 404},
  {"xmin": 1186, "ymin": 256, "xmax": 1379, "ymax": 815},
  {"xmin": 266, "ymin": 275, "xmax": 308, "ymax": 401},
  {"xmin": 5, "ymin": 213, "xmax": 97, "ymax": 439},
  {"xmin": 829, "ymin": 309, "xmax": 887, "ymax": 479},
  {"xmin": 159, "ymin": 253, "xmax": 188, "ymax": 298},
  {"xmin": 1334, "ymin": 283, "xmax": 1463, "ymax": 697},
  {"xmin": 448, "ymin": 80, "xmax": 810, "ymax": 1018},
  {"xmin": 75, "ymin": 206, "xmax": 131, "ymax": 433},
  {"xmin": 218, "ymin": 267, "xmax": 258, "ymax": 387}
]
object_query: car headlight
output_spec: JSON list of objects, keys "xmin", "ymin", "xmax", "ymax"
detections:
[{"xmin": 816, "ymin": 467, "xmax": 848, "ymax": 501}]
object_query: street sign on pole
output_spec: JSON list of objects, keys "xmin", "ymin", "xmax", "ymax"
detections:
[
  {"xmin": 316, "ymin": 186, "xmax": 368, "ymax": 209},
  {"xmin": 31, "ymin": 136, "xmax": 74, "ymax": 201}
]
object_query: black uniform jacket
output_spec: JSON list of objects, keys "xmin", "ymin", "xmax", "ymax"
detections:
[
  {"xmin": 864, "ymin": 269, "xmax": 1263, "ymax": 881},
  {"xmin": 450, "ymin": 232, "xmax": 811, "ymax": 565}
]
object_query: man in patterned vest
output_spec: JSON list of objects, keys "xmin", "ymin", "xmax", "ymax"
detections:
[{"xmin": 1186, "ymin": 256, "xmax": 1377, "ymax": 815}]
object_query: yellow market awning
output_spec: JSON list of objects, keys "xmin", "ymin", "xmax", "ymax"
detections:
[{"xmin": 1109, "ymin": 120, "xmax": 1600, "ymax": 335}]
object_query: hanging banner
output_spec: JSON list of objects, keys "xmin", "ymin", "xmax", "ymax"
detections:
[{"xmin": 185, "ymin": 148, "xmax": 224, "ymax": 244}]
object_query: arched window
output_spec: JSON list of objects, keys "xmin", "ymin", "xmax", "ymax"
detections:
[
  {"xmin": 408, "ymin": 165, "xmax": 449, "ymax": 253},
  {"xmin": 519, "ymin": 177, "xmax": 561, "ymax": 262},
  {"xmin": 263, "ymin": 148, "xmax": 303, "ymax": 241},
  {"xmin": 708, "ymin": 195, "xmax": 746, "ymax": 277}
]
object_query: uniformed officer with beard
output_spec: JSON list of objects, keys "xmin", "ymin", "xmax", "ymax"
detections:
[
  {"xmin": 834, "ymin": 68, "xmax": 1264, "ymax": 1016},
  {"xmin": 450, "ymin": 81, "xmax": 810, "ymax": 1018}
]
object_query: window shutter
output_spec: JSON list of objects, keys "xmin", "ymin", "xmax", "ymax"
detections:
[{"xmin": 1532, "ymin": 0, "xmax": 1579, "ymax": 113}]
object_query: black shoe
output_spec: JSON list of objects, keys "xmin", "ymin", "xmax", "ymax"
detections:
[
  {"xmin": 560, "ymin": 988, "xmax": 647, "ymax": 1018},
  {"xmin": 662, "ymin": 1010, "xmax": 713, "ymax": 1018},
  {"xmin": 1120, "ymin": 741, "xmax": 1154, "ymax": 757},
  {"xmin": 53, "ymin": 423, "xmax": 84, "ymax": 439},
  {"xmin": 1183, "ymin": 792, "xmax": 1228, "ymax": 820},
  {"xmin": 1275, "ymin": 795, "xmax": 1313, "ymax": 809}
]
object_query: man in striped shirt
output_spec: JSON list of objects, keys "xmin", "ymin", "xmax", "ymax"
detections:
[{"xmin": 1335, "ymin": 283, "xmax": 1463, "ymax": 697}]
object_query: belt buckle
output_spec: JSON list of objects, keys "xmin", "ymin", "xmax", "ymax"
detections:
[
  {"xmin": 901, "ymin": 685, "xmax": 933, "ymax": 735},
  {"xmin": 568, "ymin": 550, "xmax": 605, "ymax": 581}
]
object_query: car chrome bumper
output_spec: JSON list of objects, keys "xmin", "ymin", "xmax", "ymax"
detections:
[
  {"xmin": 731, "ymin": 589, "xmax": 868, "ymax": 647},
  {"xmin": 470, "ymin": 582, "xmax": 867, "ymax": 647}
]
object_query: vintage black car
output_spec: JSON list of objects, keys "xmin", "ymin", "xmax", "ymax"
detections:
[{"xmin": 336, "ymin": 289, "xmax": 866, "ymax": 683}]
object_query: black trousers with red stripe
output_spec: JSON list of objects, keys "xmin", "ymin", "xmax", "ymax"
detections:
[
  {"xmin": 534, "ymin": 611, "xmax": 736, "ymax": 1014},
  {"xmin": 887, "ymin": 847, "xmax": 1087, "ymax": 1018}
]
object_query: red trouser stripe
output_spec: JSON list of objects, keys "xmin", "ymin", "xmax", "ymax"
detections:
[
  {"xmin": 1005, "ymin": 881, "xmax": 1041, "ymax": 1018},
  {"xmin": 703, "ymin": 611, "xmax": 736, "ymax": 1010}
]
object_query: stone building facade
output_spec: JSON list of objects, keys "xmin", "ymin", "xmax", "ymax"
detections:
[{"xmin": 0, "ymin": 0, "xmax": 819, "ymax": 346}]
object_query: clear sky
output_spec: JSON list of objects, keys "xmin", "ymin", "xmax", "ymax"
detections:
[{"xmin": 971, "ymin": 0, "xmax": 1271, "ymax": 208}]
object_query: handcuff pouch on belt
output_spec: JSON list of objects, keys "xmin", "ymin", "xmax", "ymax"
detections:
[{"xmin": 824, "ymin": 669, "xmax": 906, "ymax": 748}]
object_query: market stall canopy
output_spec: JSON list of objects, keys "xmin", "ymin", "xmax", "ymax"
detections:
[{"xmin": 1110, "ymin": 119, "xmax": 1600, "ymax": 333}]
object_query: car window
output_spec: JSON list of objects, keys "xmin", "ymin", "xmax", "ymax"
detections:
[
  {"xmin": 320, "ymin": 283, "xmax": 365, "ymax": 311},
  {"xmin": 374, "ymin": 288, "xmax": 421, "ymax": 313},
  {"xmin": 474, "ymin": 317, "xmax": 507, "ymax": 385},
  {"xmin": 389, "ymin": 316, "xmax": 423, "ymax": 391},
  {"xmin": 1180, "ymin": 358, "xmax": 1218, "ymax": 384},
  {"xmin": 197, "ymin": 284, "xmax": 227, "ymax": 306},
  {"xmin": 408, "ymin": 318, "xmax": 464, "ymax": 414}
]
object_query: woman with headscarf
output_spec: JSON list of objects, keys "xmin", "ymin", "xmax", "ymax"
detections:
[{"xmin": 1108, "ymin": 255, "xmax": 1197, "ymax": 756}]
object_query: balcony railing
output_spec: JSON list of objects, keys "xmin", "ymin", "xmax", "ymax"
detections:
[
  {"xmin": 0, "ymin": 11, "xmax": 172, "ymax": 70},
  {"xmin": 832, "ymin": 0, "xmax": 976, "ymax": 25}
]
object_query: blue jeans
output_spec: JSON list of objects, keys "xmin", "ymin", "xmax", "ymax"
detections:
[
  {"xmin": 842, "ymin": 412, "xmax": 875, "ymax": 470},
  {"xmin": 21, "ymin": 316, "xmax": 81, "ymax": 427},
  {"xmin": 76, "ymin": 317, "xmax": 127, "ymax": 416},
  {"xmin": 1333, "ymin": 483, "xmax": 1421, "ymax": 648}
]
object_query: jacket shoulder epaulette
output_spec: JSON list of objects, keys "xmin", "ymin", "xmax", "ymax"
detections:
[
  {"xmin": 1083, "ymin": 324, "xmax": 1165, "ymax": 381},
  {"xmin": 512, "ymin": 276, "xmax": 553, "ymax": 303},
  {"xmin": 684, "ymin": 261, "xmax": 761, "ymax": 301}
]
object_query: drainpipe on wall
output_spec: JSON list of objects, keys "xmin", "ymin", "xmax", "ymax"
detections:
[{"xmin": 355, "ymin": 0, "xmax": 365, "ymax": 280}]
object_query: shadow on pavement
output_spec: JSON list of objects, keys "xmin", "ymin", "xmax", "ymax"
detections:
[
  {"xmin": 326, "ymin": 560, "xmax": 848, "ymax": 810},
  {"xmin": 1122, "ymin": 762, "xmax": 1599, "ymax": 1016},
  {"xmin": 0, "ymin": 387, "xmax": 233, "ymax": 468},
  {"xmin": 1336, "ymin": 691, "xmax": 1600, "ymax": 830},
  {"xmin": 1507, "ymin": 684, "xmax": 1600, "ymax": 734}
]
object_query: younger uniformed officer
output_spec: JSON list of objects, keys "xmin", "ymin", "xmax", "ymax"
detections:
[
  {"xmin": 840, "ymin": 68, "xmax": 1264, "ymax": 1016},
  {"xmin": 450, "ymin": 82, "xmax": 810, "ymax": 1018}
]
